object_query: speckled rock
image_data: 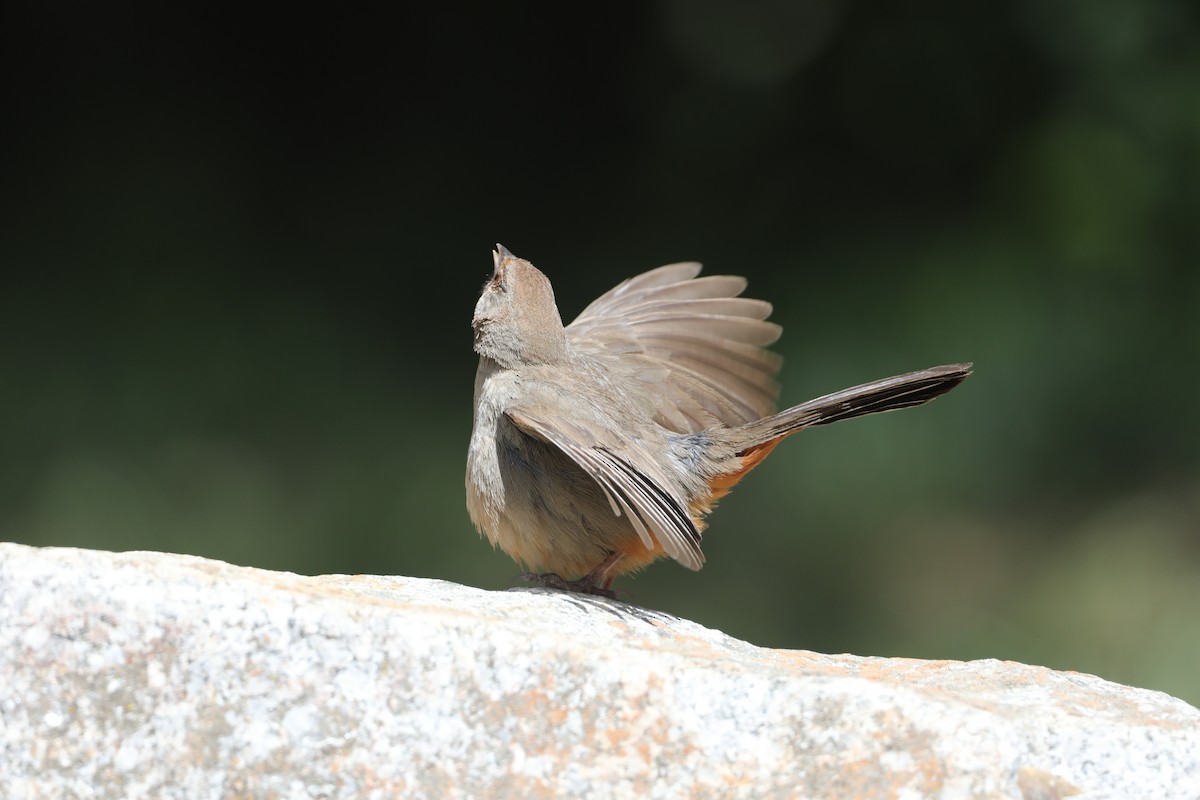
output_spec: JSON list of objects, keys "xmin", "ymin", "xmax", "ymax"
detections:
[{"xmin": 0, "ymin": 543, "xmax": 1196, "ymax": 800}]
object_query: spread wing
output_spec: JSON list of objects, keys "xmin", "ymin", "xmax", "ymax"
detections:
[
  {"xmin": 566, "ymin": 263, "xmax": 784, "ymax": 433},
  {"xmin": 507, "ymin": 407, "xmax": 705, "ymax": 571}
]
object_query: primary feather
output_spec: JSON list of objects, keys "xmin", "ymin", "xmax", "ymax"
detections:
[{"xmin": 566, "ymin": 263, "xmax": 784, "ymax": 433}]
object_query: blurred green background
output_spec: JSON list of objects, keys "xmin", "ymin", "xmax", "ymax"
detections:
[{"xmin": 3, "ymin": 4, "xmax": 1197, "ymax": 705}]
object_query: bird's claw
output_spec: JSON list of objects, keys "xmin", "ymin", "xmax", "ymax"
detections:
[{"xmin": 517, "ymin": 571, "xmax": 617, "ymax": 599}]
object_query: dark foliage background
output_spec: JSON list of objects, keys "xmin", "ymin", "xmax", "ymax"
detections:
[{"xmin": 3, "ymin": 3, "xmax": 1197, "ymax": 704}]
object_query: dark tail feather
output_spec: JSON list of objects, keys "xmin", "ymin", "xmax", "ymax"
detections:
[{"xmin": 736, "ymin": 362, "xmax": 972, "ymax": 452}]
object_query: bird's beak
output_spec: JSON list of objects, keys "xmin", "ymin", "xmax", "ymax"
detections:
[{"xmin": 492, "ymin": 243, "xmax": 518, "ymax": 279}]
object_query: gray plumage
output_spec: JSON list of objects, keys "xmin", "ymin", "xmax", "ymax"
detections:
[{"xmin": 466, "ymin": 246, "xmax": 971, "ymax": 592}]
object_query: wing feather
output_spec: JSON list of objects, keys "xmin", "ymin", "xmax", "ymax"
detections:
[
  {"xmin": 570, "ymin": 263, "xmax": 704, "ymax": 323},
  {"xmin": 507, "ymin": 408, "xmax": 705, "ymax": 571},
  {"xmin": 566, "ymin": 263, "xmax": 784, "ymax": 433}
]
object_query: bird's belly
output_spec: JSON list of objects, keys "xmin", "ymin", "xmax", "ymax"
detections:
[{"xmin": 467, "ymin": 418, "xmax": 638, "ymax": 577}]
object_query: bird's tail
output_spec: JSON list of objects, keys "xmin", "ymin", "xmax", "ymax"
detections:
[{"xmin": 734, "ymin": 362, "xmax": 972, "ymax": 456}]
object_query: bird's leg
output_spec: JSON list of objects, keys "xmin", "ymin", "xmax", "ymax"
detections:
[
  {"xmin": 586, "ymin": 551, "xmax": 625, "ymax": 591},
  {"xmin": 518, "ymin": 552, "xmax": 625, "ymax": 598}
]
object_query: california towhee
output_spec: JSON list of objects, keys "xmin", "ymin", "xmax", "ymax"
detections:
[{"xmin": 466, "ymin": 245, "xmax": 970, "ymax": 596}]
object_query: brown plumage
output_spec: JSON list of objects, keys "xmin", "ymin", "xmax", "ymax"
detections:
[{"xmin": 466, "ymin": 246, "xmax": 971, "ymax": 595}]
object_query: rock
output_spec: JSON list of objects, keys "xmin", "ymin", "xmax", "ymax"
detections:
[{"xmin": 0, "ymin": 543, "xmax": 1196, "ymax": 799}]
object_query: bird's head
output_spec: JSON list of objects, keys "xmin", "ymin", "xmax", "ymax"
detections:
[{"xmin": 472, "ymin": 245, "xmax": 567, "ymax": 367}]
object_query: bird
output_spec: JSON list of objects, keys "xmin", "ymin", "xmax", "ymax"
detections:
[{"xmin": 466, "ymin": 245, "xmax": 970, "ymax": 596}]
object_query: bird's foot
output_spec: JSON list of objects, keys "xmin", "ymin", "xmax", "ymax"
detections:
[{"xmin": 518, "ymin": 571, "xmax": 616, "ymax": 599}]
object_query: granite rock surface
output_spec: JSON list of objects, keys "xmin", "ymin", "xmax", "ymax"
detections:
[{"xmin": 1, "ymin": 543, "xmax": 1196, "ymax": 799}]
